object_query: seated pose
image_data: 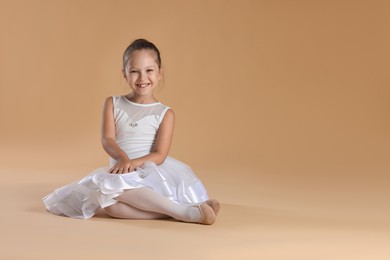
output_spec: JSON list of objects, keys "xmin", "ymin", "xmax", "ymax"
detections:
[{"xmin": 42, "ymin": 39, "xmax": 220, "ymax": 225}]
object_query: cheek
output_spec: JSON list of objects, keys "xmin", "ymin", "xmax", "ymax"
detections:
[
  {"xmin": 127, "ymin": 74, "xmax": 137, "ymax": 82},
  {"xmin": 153, "ymin": 73, "xmax": 161, "ymax": 82}
]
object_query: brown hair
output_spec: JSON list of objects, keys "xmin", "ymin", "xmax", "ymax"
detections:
[{"xmin": 122, "ymin": 39, "xmax": 162, "ymax": 70}]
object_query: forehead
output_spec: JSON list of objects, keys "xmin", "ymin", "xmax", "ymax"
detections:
[{"xmin": 128, "ymin": 49, "xmax": 158, "ymax": 67}]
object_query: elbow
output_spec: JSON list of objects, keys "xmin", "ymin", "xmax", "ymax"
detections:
[
  {"xmin": 101, "ymin": 137, "xmax": 115, "ymax": 149},
  {"xmin": 155, "ymin": 152, "xmax": 168, "ymax": 165},
  {"xmin": 101, "ymin": 137, "xmax": 108, "ymax": 148}
]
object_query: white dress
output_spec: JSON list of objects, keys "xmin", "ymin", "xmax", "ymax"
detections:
[{"xmin": 42, "ymin": 96, "xmax": 209, "ymax": 219}]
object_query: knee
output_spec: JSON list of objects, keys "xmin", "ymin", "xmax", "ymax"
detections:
[{"xmin": 104, "ymin": 203, "xmax": 122, "ymax": 218}]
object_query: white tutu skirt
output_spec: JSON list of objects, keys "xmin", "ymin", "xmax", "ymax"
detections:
[{"xmin": 42, "ymin": 156, "xmax": 209, "ymax": 219}]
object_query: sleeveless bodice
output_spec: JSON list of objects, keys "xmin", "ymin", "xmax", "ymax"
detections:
[{"xmin": 110, "ymin": 95, "xmax": 170, "ymax": 166}]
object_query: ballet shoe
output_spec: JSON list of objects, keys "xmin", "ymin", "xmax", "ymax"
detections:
[
  {"xmin": 196, "ymin": 203, "xmax": 216, "ymax": 225},
  {"xmin": 205, "ymin": 199, "xmax": 221, "ymax": 216}
]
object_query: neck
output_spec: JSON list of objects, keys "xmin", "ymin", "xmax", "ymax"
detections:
[{"xmin": 126, "ymin": 93, "xmax": 158, "ymax": 104}]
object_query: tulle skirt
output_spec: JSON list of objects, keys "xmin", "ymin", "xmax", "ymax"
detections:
[{"xmin": 42, "ymin": 156, "xmax": 209, "ymax": 219}]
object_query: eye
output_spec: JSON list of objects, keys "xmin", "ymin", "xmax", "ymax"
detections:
[
  {"xmin": 130, "ymin": 70, "xmax": 138, "ymax": 74},
  {"xmin": 147, "ymin": 69, "xmax": 154, "ymax": 72}
]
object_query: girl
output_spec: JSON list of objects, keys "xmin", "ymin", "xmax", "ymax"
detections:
[{"xmin": 42, "ymin": 39, "xmax": 220, "ymax": 225}]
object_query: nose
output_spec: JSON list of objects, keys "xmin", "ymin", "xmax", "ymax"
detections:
[{"xmin": 139, "ymin": 71, "xmax": 147, "ymax": 80}]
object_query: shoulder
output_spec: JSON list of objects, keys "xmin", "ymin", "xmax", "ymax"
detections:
[
  {"xmin": 102, "ymin": 96, "xmax": 119, "ymax": 114},
  {"xmin": 101, "ymin": 96, "xmax": 112, "ymax": 110},
  {"xmin": 103, "ymin": 95, "xmax": 122, "ymax": 107},
  {"xmin": 157, "ymin": 101, "xmax": 174, "ymax": 117},
  {"xmin": 158, "ymin": 101, "xmax": 174, "ymax": 116},
  {"xmin": 103, "ymin": 96, "xmax": 114, "ymax": 105},
  {"xmin": 159, "ymin": 107, "xmax": 175, "ymax": 125},
  {"xmin": 164, "ymin": 108, "xmax": 175, "ymax": 119}
]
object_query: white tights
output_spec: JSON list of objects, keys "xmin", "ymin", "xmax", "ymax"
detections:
[{"xmin": 104, "ymin": 187, "xmax": 202, "ymax": 222}]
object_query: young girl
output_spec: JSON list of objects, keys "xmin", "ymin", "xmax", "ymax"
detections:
[{"xmin": 42, "ymin": 39, "xmax": 220, "ymax": 225}]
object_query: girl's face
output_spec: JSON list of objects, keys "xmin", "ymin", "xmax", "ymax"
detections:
[{"xmin": 123, "ymin": 49, "xmax": 162, "ymax": 98}]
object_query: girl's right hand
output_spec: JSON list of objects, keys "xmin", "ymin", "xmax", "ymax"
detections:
[{"xmin": 108, "ymin": 158, "xmax": 135, "ymax": 174}]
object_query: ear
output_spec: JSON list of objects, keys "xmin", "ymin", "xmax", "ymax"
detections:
[{"xmin": 122, "ymin": 69, "xmax": 127, "ymax": 79}]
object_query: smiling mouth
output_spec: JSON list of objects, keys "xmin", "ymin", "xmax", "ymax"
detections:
[{"xmin": 136, "ymin": 83, "xmax": 150, "ymax": 88}]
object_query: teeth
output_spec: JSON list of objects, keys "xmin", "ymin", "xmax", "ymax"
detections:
[{"xmin": 138, "ymin": 83, "xmax": 149, "ymax": 88}]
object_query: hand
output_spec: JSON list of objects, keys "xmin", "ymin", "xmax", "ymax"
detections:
[{"xmin": 109, "ymin": 158, "xmax": 135, "ymax": 174}]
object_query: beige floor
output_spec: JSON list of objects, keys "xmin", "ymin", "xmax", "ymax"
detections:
[{"xmin": 1, "ymin": 161, "xmax": 389, "ymax": 260}]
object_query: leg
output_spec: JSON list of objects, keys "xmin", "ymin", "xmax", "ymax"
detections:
[
  {"xmin": 116, "ymin": 187, "xmax": 215, "ymax": 224},
  {"xmin": 104, "ymin": 201, "xmax": 170, "ymax": 220}
]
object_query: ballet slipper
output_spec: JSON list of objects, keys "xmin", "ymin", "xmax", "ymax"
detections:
[
  {"xmin": 196, "ymin": 203, "xmax": 216, "ymax": 225},
  {"xmin": 205, "ymin": 199, "xmax": 221, "ymax": 216}
]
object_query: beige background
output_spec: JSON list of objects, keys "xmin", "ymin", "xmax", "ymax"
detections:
[{"xmin": 0, "ymin": 0, "xmax": 389, "ymax": 259}]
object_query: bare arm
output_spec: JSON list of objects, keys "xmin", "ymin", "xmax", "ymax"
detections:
[
  {"xmin": 131, "ymin": 109, "xmax": 175, "ymax": 168},
  {"xmin": 101, "ymin": 96, "xmax": 134, "ymax": 174}
]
